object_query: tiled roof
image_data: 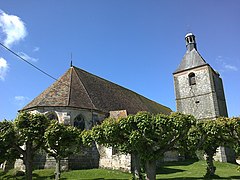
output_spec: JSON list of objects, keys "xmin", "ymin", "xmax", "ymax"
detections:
[
  {"xmin": 22, "ymin": 66, "xmax": 172, "ymax": 115},
  {"xmin": 174, "ymin": 48, "xmax": 207, "ymax": 74}
]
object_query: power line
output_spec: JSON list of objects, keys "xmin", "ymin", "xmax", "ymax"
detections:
[{"xmin": 0, "ymin": 42, "xmax": 58, "ymax": 81}]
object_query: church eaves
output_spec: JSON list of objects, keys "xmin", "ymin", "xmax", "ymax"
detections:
[{"xmin": 22, "ymin": 66, "xmax": 171, "ymax": 115}]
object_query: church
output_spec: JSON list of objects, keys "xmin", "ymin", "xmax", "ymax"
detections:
[{"xmin": 18, "ymin": 33, "xmax": 229, "ymax": 171}]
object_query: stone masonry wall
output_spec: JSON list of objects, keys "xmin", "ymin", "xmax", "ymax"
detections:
[
  {"xmin": 212, "ymin": 71, "xmax": 228, "ymax": 117},
  {"xmin": 98, "ymin": 145, "xmax": 131, "ymax": 172},
  {"xmin": 14, "ymin": 107, "xmax": 105, "ymax": 171},
  {"xmin": 174, "ymin": 65, "xmax": 218, "ymax": 120}
]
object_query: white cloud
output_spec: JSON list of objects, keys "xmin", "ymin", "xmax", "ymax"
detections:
[
  {"xmin": 224, "ymin": 64, "xmax": 238, "ymax": 71},
  {"xmin": 0, "ymin": 9, "xmax": 27, "ymax": 47},
  {"xmin": 0, "ymin": 57, "xmax": 9, "ymax": 81},
  {"xmin": 14, "ymin": 95, "xmax": 29, "ymax": 107},
  {"xmin": 216, "ymin": 55, "xmax": 238, "ymax": 72},
  {"xmin": 33, "ymin": 47, "xmax": 40, "ymax": 52},
  {"xmin": 19, "ymin": 52, "xmax": 38, "ymax": 62}
]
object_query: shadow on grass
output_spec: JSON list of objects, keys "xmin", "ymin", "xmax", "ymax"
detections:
[
  {"xmin": 157, "ymin": 167, "xmax": 185, "ymax": 174},
  {"xmin": 77, "ymin": 179, "xmax": 117, "ymax": 180},
  {"xmin": 156, "ymin": 160, "xmax": 197, "ymax": 175},
  {"xmin": 158, "ymin": 175, "xmax": 240, "ymax": 180},
  {"xmin": 32, "ymin": 173, "xmax": 56, "ymax": 179},
  {"xmin": 161, "ymin": 159, "xmax": 198, "ymax": 167},
  {"xmin": 0, "ymin": 172, "xmax": 63, "ymax": 180}
]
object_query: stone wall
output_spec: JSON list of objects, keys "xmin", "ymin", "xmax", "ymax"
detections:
[
  {"xmin": 212, "ymin": 71, "xmax": 228, "ymax": 117},
  {"xmin": 30, "ymin": 106, "xmax": 107, "ymax": 128},
  {"xmin": 98, "ymin": 145, "xmax": 131, "ymax": 172},
  {"xmin": 14, "ymin": 107, "xmax": 104, "ymax": 171},
  {"xmin": 174, "ymin": 65, "xmax": 222, "ymax": 120}
]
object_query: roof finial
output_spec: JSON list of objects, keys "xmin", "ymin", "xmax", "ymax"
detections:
[
  {"xmin": 185, "ymin": 32, "xmax": 197, "ymax": 51},
  {"xmin": 70, "ymin": 53, "xmax": 73, "ymax": 67}
]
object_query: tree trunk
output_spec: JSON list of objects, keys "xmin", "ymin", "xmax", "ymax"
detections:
[
  {"xmin": 131, "ymin": 153, "xmax": 143, "ymax": 179},
  {"xmin": 205, "ymin": 150, "xmax": 216, "ymax": 177},
  {"xmin": 145, "ymin": 159, "xmax": 156, "ymax": 180},
  {"xmin": 25, "ymin": 157, "xmax": 33, "ymax": 180},
  {"xmin": 24, "ymin": 142, "xmax": 33, "ymax": 180},
  {"xmin": 55, "ymin": 158, "xmax": 61, "ymax": 180}
]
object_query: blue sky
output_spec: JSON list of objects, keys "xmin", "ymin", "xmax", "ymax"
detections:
[{"xmin": 0, "ymin": 0, "xmax": 239, "ymax": 120}]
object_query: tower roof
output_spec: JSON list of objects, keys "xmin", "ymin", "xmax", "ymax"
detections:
[
  {"xmin": 174, "ymin": 48, "xmax": 207, "ymax": 73},
  {"xmin": 174, "ymin": 33, "xmax": 207, "ymax": 74},
  {"xmin": 22, "ymin": 66, "xmax": 171, "ymax": 115}
]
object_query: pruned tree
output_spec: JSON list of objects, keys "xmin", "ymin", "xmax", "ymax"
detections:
[
  {"xmin": 0, "ymin": 120, "xmax": 20, "ymax": 171},
  {"xmin": 44, "ymin": 121, "xmax": 81, "ymax": 180},
  {"xmin": 15, "ymin": 112, "xmax": 50, "ymax": 180},
  {"xmin": 189, "ymin": 118, "xmax": 231, "ymax": 178},
  {"xmin": 222, "ymin": 117, "xmax": 240, "ymax": 159},
  {"xmin": 88, "ymin": 112, "xmax": 196, "ymax": 180},
  {"xmin": 0, "ymin": 112, "xmax": 50, "ymax": 180}
]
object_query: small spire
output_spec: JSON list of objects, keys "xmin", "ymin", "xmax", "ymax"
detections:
[{"xmin": 185, "ymin": 32, "xmax": 197, "ymax": 51}]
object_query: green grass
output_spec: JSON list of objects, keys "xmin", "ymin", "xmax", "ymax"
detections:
[
  {"xmin": 0, "ymin": 168, "xmax": 131, "ymax": 179},
  {"xmin": 0, "ymin": 160, "xmax": 240, "ymax": 179},
  {"xmin": 156, "ymin": 160, "xmax": 240, "ymax": 179}
]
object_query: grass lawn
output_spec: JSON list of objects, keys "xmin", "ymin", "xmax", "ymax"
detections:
[
  {"xmin": 157, "ymin": 160, "xmax": 240, "ymax": 179},
  {"xmin": 0, "ymin": 160, "xmax": 240, "ymax": 179}
]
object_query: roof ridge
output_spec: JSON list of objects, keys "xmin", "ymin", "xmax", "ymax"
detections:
[
  {"xmin": 72, "ymin": 67, "xmax": 96, "ymax": 109},
  {"xmin": 73, "ymin": 66, "xmax": 146, "ymax": 97},
  {"xmin": 67, "ymin": 67, "xmax": 73, "ymax": 106},
  {"xmin": 194, "ymin": 48, "xmax": 207, "ymax": 63}
]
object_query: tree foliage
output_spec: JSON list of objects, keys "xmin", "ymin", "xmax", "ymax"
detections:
[
  {"xmin": 87, "ymin": 111, "xmax": 196, "ymax": 180},
  {"xmin": 44, "ymin": 121, "xmax": 81, "ymax": 180},
  {"xmin": 0, "ymin": 120, "xmax": 20, "ymax": 165},
  {"xmin": 0, "ymin": 112, "xmax": 50, "ymax": 180},
  {"xmin": 221, "ymin": 117, "xmax": 240, "ymax": 156},
  {"xmin": 187, "ymin": 118, "xmax": 233, "ymax": 178}
]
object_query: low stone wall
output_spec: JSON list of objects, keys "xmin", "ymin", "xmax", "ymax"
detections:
[
  {"xmin": 14, "ymin": 145, "xmax": 100, "ymax": 171},
  {"xmin": 163, "ymin": 151, "xmax": 179, "ymax": 162},
  {"xmin": 68, "ymin": 145, "xmax": 100, "ymax": 169},
  {"xmin": 98, "ymin": 145, "xmax": 131, "ymax": 172}
]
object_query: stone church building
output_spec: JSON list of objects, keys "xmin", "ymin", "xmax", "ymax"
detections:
[
  {"xmin": 18, "ymin": 33, "xmax": 230, "ymax": 171},
  {"xmin": 174, "ymin": 33, "xmax": 231, "ymax": 162},
  {"xmin": 20, "ymin": 60, "xmax": 172, "ymax": 171}
]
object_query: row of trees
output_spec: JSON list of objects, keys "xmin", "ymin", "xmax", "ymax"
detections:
[
  {"xmin": 83, "ymin": 112, "xmax": 240, "ymax": 180},
  {"xmin": 0, "ymin": 112, "xmax": 81, "ymax": 180},
  {"xmin": 0, "ymin": 111, "xmax": 240, "ymax": 180}
]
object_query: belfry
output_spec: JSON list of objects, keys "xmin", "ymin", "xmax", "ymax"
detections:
[{"xmin": 173, "ymin": 33, "xmax": 228, "ymax": 120}]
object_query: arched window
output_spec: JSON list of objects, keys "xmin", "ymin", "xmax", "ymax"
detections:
[
  {"xmin": 74, "ymin": 114, "xmax": 85, "ymax": 130},
  {"xmin": 46, "ymin": 111, "xmax": 58, "ymax": 121},
  {"xmin": 188, "ymin": 72, "xmax": 196, "ymax": 85}
]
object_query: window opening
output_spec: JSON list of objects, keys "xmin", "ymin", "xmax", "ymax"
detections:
[
  {"xmin": 189, "ymin": 72, "xmax": 196, "ymax": 85},
  {"xmin": 46, "ymin": 112, "xmax": 58, "ymax": 121},
  {"xmin": 74, "ymin": 114, "xmax": 85, "ymax": 130}
]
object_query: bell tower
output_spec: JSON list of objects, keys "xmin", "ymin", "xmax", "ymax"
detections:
[{"xmin": 173, "ymin": 33, "xmax": 228, "ymax": 120}]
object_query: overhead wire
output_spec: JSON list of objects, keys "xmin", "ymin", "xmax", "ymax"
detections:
[{"xmin": 0, "ymin": 42, "xmax": 58, "ymax": 81}]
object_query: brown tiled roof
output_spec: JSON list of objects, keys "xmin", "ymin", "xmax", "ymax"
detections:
[{"xmin": 22, "ymin": 66, "xmax": 172, "ymax": 115}]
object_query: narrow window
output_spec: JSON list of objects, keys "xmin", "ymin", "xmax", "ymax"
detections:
[
  {"xmin": 93, "ymin": 114, "xmax": 100, "ymax": 125},
  {"xmin": 74, "ymin": 114, "xmax": 85, "ymax": 130},
  {"xmin": 46, "ymin": 111, "xmax": 58, "ymax": 121},
  {"xmin": 188, "ymin": 72, "xmax": 196, "ymax": 85},
  {"xmin": 112, "ymin": 147, "xmax": 119, "ymax": 155}
]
